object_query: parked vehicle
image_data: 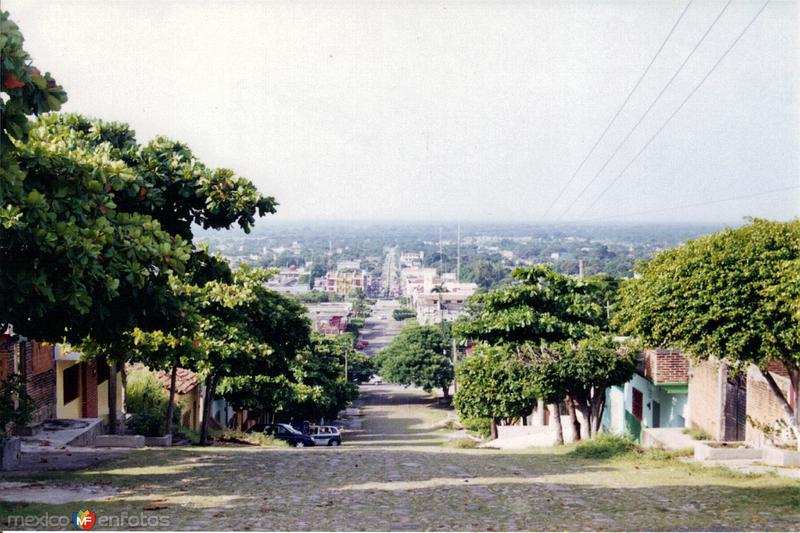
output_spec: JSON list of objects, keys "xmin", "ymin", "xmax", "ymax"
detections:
[
  {"xmin": 368, "ymin": 375, "xmax": 383, "ymax": 385},
  {"xmin": 309, "ymin": 425, "xmax": 343, "ymax": 446},
  {"xmin": 261, "ymin": 423, "xmax": 316, "ymax": 447}
]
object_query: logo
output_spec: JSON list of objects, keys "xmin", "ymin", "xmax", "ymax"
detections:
[{"xmin": 72, "ymin": 510, "xmax": 96, "ymax": 530}]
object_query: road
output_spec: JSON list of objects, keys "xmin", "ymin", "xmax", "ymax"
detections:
[
  {"xmin": 4, "ymin": 384, "xmax": 799, "ymax": 531},
  {"xmin": 358, "ymin": 299, "xmax": 405, "ymax": 355}
]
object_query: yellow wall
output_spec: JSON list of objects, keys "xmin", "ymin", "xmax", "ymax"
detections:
[
  {"xmin": 175, "ymin": 389, "xmax": 201, "ymax": 430},
  {"xmin": 56, "ymin": 360, "xmax": 81, "ymax": 419},
  {"xmin": 56, "ymin": 360, "xmax": 123, "ymax": 420}
]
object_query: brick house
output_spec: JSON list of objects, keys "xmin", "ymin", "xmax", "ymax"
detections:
[
  {"xmin": 688, "ymin": 357, "xmax": 795, "ymax": 444},
  {"xmin": 0, "ymin": 334, "xmax": 57, "ymax": 424},
  {"xmin": 603, "ymin": 348, "xmax": 691, "ymax": 440}
]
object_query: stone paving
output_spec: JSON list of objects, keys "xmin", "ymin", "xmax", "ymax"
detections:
[{"xmin": 1, "ymin": 384, "xmax": 799, "ymax": 531}]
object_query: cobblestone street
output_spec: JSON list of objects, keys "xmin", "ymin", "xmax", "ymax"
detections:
[{"xmin": 2, "ymin": 385, "xmax": 800, "ymax": 531}]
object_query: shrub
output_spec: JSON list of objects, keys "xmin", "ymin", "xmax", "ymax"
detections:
[
  {"xmin": 0, "ymin": 374, "xmax": 36, "ymax": 440},
  {"xmin": 392, "ymin": 308, "xmax": 416, "ymax": 321},
  {"xmin": 214, "ymin": 429, "xmax": 289, "ymax": 447},
  {"xmin": 461, "ymin": 417, "xmax": 492, "ymax": 438},
  {"xmin": 568, "ymin": 433, "xmax": 637, "ymax": 459},
  {"xmin": 126, "ymin": 369, "xmax": 179, "ymax": 437}
]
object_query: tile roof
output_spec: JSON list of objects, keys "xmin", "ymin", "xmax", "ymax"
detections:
[{"xmin": 156, "ymin": 367, "xmax": 200, "ymax": 395}]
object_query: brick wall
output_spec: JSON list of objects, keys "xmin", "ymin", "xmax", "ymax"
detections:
[
  {"xmin": 643, "ymin": 349, "xmax": 689, "ymax": 384},
  {"xmin": 0, "ymin": 337, "xmax": 12, "ymax": 382},
  {"xmin": 688, "ymin": 359, "xmax": 724, "ymax": 440},
  {"xmin": 21, "ymin": 341, "xmax": 56, "ymax": 424},
  {"xmin": 746, "ymin": 365, "xmax": 793, "ymax": 447},
  {"xmin": 81, "ymin": 362, "xmax": 98, "ymax": 418}
]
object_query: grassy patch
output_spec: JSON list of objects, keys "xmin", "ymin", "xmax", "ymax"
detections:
[
  {"xmin": 568, "ymin": 433, "xmax": 637, "ymax": 459},
  {"xmin": 442, "ymin": 438, "xmax": 479, "ymax": 449},
  {"xmin": 683, "ymin": 426, "xmax": 712, "ymax": 441},
  {"xmin": 460, "ymin": 417, "xmax": 492, "ymax": 438}
]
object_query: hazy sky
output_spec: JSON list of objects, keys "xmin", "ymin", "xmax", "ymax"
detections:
[{"xmin": 7, "ymin": 0, "xmax": 799, "ymax": 223}]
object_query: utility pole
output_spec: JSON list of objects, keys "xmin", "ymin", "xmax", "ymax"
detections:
[
  {"xmin": 452, "ymin": 337, "xmax": 458, "ymax": 394},
  {"xmin": 456, "ymin": 223, "xmax": 461, "ymax": 283},
  {"xmin": 439, "ymin": 227, "xmax": 443, "ymax": 275}
]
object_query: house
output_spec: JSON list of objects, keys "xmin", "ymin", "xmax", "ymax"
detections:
[
  {"xmin": 0, "ymin": 332, "xmax": 123, "ymax": 427},
  {"xmin": 603, "ymin": 348, "xmax": 690, "ymax": 440},
  {"xmin": 0, "ymin": 335, "xmax": 56, "ymax": 424},
  {"xmin": 155, "ymin": 368, "xmax": 202, "ymax": 431},
  {"xmin": 688, "ymin": 358, "xmax": 796, "ymax": 445},
  {"xmin": 54, "ymin": 345, "xmax": 122, "ymax": 423}
]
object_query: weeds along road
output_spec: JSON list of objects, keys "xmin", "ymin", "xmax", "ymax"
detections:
[{"xmin": 2, "ymin": 384, "xmax": 799, "ymax": 531}]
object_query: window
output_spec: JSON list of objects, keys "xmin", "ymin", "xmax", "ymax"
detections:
[
  {"xmin": 63, "ymin": 364, "xmax": 80, "ymax": 404},
  {"xmin": 631, "ymin": 388, "xmax": 643, "ymax": 421},
  {"xmin": 96, "ymin": 358, "xmax": 109, "ymax": 384}
]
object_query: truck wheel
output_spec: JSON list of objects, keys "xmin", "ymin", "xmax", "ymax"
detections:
[
  {"xmin": 295, "ymin": 441, "xmax": 305, "ymax": 448},
  {"xmin": 329, "ymin": 440, "xmax": 340, "ymax": 446}
]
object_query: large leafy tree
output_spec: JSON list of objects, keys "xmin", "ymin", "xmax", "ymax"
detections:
[
  {"xmin": 518, "ymin": 336, "xmax": 636, "ymax": 439},
  {"xmin": 453, "ymin": 344, "xmax": 537, "ymax": 439},
  {"xmin": 375, "ymin": 323, "xmax": 454, "ymax": 400},
  {"xmin": 455, "ymin": 265, "xmax": 619, "ymax": 440},
  {"xmin": 616, "ymin": 219, "xmax": 800, "ymax": 445},
  {"xmin": 193, "ymin": 265, "xmax": 310, "ymax": 443}
]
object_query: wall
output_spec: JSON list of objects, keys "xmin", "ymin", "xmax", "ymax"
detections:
[
  {"xmin": 604, "ymin": 374, "xmax": 688, "ymax": 438},
  {"xmin": 745, "ymin": 365, "xmax": 794, "ymax": 447},
  {"xmin": 56, "ymin": 360, "xmax": 81, "ymax": 419},
  {"xmin": 21, "ymin": 342, "xmax": 56, "ymax": 423},
  {"xmin": 687, "ymin": 359, "xmax": 725, "ymax": 440},
  {"xmin": 643, "ymin": 349, "xmax": 689, "ymax": 384}
]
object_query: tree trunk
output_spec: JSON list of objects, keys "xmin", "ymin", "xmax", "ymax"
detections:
[
  {"xmin": 760, "ymin": 367, "xmax": 800, "ymax": 450},
  {"xmin": 534, "ymin": 399, "xmax": 545, "ymax": 426},
  {"xmin": 107, "ymin": 360, "xmax": 118, "ymax": 435},
  {"xmin": 119, "ymin": 363, "xmax": 127, "ymax": 434},
  {"xmin": 199, "ymin": 374, "xmax": 216, "ymax": 445},
  {"xmin": 550, "ymin": 403, "xmax": 564, "ymax": 445},
  {"xmin": 164, "ymin": 363, "xmax": 178, "ymax": 436},
  {"xmin": 591, "ymin": 395, "xmax": 606, "ymax": 436},
  {"xmin": 490, "ymin": 418, "xmax": 499, "ymax": 440},
  {"xmin": 442, "ymin": 385, "xmax": 451, "ymax": 403},
  {"xmin": 565, "ymin": 395, "xmax": 581, "ymax": 442},
  {"xmin": 576, "ymin": 403, "xmax": 592, "ymax": 441}
]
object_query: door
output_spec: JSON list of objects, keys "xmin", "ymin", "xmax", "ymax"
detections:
[
  {"xmin": 724, "ymin": 374, "xmax": 747, "ymax": 441},
  {"xmin": 652, "ymin": 400, "xmax": 661, "ymax": 428}
]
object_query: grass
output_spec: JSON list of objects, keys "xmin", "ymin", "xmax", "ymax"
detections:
[
  {"xmin": 441, "ymin": 438, "xmax": 479, "ymax": 449},
  {"xmin": 683, "ymin": 427, "xmax": 712, "ymax": 441},
  {"xmin": 568, "ymin": 433, "xmax": 638, "ymax": 459}
]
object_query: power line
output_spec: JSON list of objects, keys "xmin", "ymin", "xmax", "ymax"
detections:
[
  {"xmin": 580, "ymin": 0, "xmax": 771, "ymax": 217},
  {"xmin": 542, "ymin": 0, "xmax": 694, "ymax": 219},
  {"xmin": 557, "ymin": 0, "xmax": 734, "ymax": 219},
  {"xmin": 578, "ymin": 185, "xmax": 799, "ymax": 222}
]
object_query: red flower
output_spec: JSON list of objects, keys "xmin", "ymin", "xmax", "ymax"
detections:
[{"xmin": 4, "ymin": 73, "xmax": 25, "ymax": 89}]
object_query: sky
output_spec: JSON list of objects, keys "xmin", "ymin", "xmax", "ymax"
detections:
[{"xmin": 6, "ymin": 0, "xmax": 799, "ymax": 223}]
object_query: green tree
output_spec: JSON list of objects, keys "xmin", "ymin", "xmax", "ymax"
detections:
[
  {"xmin": 375, "ymin": 323, "xmax": 453, "ymax": 400},
  {"xmin": 616, "ymin": 219, "xmax": 800, "ymax": 446},
  {"xmin": 518, "ymin": 336, "xmax": 636, "ymax": 439},
  {"xmin": 453, "ymin": 344, "xmax": 537, "ymax": 439}
]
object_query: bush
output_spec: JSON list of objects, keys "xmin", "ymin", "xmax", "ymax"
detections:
[
  {"xmin": 0, "ymin": 374, "xmax": 36, "ymax": 440},
  {"xmin": 392, "ymin": 308, "xmax": 416, "ymax": 321},
  {"xmin": 213, "ymin": 429, "xmax": 289, "ymax": 447},
  {"xmin": 461, "ymin": 417, "xmax": 492, "ymax": 438},
  {"xmin": 126, "ymin": 369, "xmax": 179, "ymax": 437},
  {"xmin": 568, "ymin": 433, "xmax": 638, "ymax": 459}
]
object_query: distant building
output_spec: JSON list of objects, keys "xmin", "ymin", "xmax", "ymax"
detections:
[{"xmin": 325, "ymin": 269, "xmax": 367, "ymax": 295}]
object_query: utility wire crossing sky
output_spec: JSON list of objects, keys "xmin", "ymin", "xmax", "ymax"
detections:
[{"xmin": 6, "ymin": 0, "xmax": 799, "ymax": 223}]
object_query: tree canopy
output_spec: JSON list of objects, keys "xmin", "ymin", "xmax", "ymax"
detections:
[
  {"xmin": 453, "ymin": 344, "xmax": 537, "ymax": 438},
  {"xmin": 616, "ymin": 219, "xmax": 800, "ymax": 438},
  {"xmin": 375, "ymin": 323, "xmax": 453, "ymax": 399}
]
